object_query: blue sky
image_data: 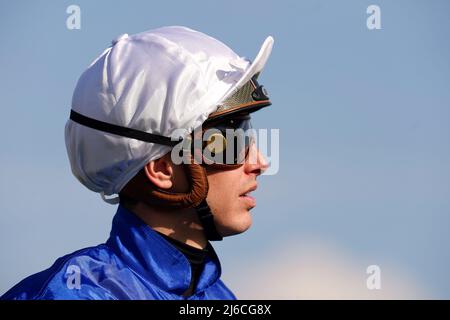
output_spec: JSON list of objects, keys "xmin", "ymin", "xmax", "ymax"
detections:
[{"xmin": 1, "ymin": 0, "xmax": 449, "ymax": 298}]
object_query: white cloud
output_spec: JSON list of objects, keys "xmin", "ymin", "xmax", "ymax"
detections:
[{"xmin": 223, "ymin": 237, "xmax": 430, "ymax": 299}]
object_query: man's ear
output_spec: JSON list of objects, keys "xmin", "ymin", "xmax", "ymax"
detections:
[{"xmin": 144, "ymin": 154, "xmax": 174, "ymax": 190}]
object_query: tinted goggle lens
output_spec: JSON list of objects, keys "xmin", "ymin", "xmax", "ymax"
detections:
[{"xmin": 190, "ymin": 116, "xmax": 255, "ymax": 166}]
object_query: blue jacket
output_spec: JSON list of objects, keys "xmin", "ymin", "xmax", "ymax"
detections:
[{"xmin": 1, "ymin": 204, "xmax": 236, "ymax": 300}]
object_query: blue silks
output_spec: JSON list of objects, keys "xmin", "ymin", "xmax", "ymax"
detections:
[{"xmin": 1, "ymin": 204, "xmax": 236, "ymax": 300}]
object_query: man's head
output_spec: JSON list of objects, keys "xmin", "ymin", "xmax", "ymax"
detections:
[{"xmin": 65, "ymin": 26, "xmax": 274, "ymax": 242}]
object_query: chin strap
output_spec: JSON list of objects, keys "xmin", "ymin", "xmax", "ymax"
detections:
[{"xmin": 195, "ymin": 199, "xmax": 223, "ymax": 241}]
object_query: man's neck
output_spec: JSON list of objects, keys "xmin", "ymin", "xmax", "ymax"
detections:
[{"xmin": 121, "ymin": 202, "xmax": 208, "ymax": 249}]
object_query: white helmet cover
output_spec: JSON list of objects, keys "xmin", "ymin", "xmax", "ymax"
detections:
[{"xmin": 65, "ymin": 26, "xmax": 274, "ymax": 200}]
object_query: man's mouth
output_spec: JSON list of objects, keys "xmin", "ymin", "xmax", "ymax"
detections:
[{"xmin": 239, "ymin": 185, "xmax": 257, "ymax": 208}]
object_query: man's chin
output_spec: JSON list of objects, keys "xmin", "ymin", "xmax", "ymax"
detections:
[{"xmin": 218, "ymin": 216, "xmax": 253, "ymax": 237}]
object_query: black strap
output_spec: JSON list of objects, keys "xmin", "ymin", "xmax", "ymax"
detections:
[
  {"xmin": 195, "ymin": 200, "xmax": 223, "ymax": 241},
  {"xmin": 70, "ymin": 110, "xmax": 181, "ymax": 147}
]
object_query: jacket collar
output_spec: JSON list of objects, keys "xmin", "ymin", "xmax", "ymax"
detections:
[{"xmin": 105, "ymin": 204, "xmax": 222, "ymax": 295}]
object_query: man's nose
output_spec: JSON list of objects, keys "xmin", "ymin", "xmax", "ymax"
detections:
[{"xmin": 245, "ymin": 144, "xmax": 269, "ymax": 176}]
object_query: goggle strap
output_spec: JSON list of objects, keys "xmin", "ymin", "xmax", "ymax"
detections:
[{"xmin": 70, "ymin": 110, "xmax": 181, "ymax": 147}]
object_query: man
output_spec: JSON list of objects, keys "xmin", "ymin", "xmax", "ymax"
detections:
[{"xmin": 1, "ymin": 26, "xmax": 273, "ymax": 300}]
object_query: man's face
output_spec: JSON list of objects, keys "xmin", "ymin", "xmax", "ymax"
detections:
[{"xmin": 204, "ymin": 143, "xmax": 268, "ymax": 237}]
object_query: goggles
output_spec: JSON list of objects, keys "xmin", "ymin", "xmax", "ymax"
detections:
[{"xmin": 187, "ymin": 114, "xmax": 255, "ymax": 168}]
